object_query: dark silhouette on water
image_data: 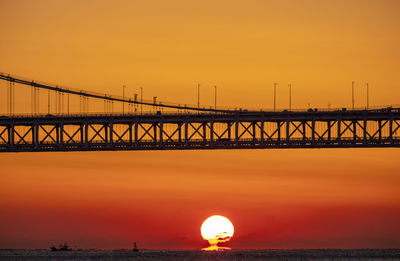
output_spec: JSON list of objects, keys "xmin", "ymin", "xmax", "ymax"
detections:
[
  {"xmin": 133, "ymin": 242, "xmax": 139, "ymax": 252},
  {"xmin": 50, "ymin": 243, "xmax": 72, "ymax": 251}
]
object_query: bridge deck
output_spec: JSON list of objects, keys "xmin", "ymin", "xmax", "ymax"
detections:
[{"xmin": 1, "ymin": 109, "xmax": 399, "ymax": 152}]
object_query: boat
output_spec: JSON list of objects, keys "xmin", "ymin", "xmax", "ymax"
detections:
[{"xmin": 50, "ymin": 243, "xmax": 72, "ymax": 251}]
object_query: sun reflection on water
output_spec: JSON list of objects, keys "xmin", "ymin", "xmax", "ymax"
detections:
[{"xmin": 202, "ymin": 245, "xmax": 231, "ymax": 251}]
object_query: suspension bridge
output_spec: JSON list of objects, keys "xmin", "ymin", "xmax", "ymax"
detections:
[{"xmin": 0, "ymin": 73, "xmax": 399, "ymax": 152}]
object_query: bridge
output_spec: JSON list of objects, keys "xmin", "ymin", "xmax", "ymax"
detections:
[{"xmin": 1, "ymin": 73, "xmax": 399, "ymax": 152}]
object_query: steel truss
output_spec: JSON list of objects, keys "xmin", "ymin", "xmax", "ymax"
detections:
[{"xmin": 0, "ymin": 109, "xmax": 399, "ymax": 152}]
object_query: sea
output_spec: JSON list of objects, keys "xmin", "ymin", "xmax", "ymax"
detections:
[{"xmin": 0, "ymin": 249, "xmax": 399, "ymax": 261}]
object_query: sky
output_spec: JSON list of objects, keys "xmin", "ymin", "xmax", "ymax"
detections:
[{"xmin": 0, "ymin": 0, "xmax": 399, "ymax": 249}]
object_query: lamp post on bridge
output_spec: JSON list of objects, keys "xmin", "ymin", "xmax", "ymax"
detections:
[
  {"xmin": 153, "ymin": 96, "xmax": 157, "ymax": 112},
  {"xmin": 289, "ymin": 84, "xmax": 292, "ymax": 111},
  {"xmin": 274, "ymin": 82, "xmax": 277, "ymax": 112},
  {"xmin": 214, "ymin": 85, "xmax": 217, "ymax": 110},
  {"xmin": 140, "ymin": 87, "xmax": 143, "ymax": 115},
  {"xmin": 123, "ymin": 85, "xmax": 126, "ymax": 115},
  {"xmin": 197, "ymin": 84, "xmax": 200, "ymax": 109},
  {"xmin": 352, "ymin": 81, "xmax": 355, "ymax": 110},
  {"xmin": 47, "ymin": 89, "xmax": 50, "ymax": 115},
  {"xmin": 67, "ymin": 92, "xmax": 70, "ymax": 115}
]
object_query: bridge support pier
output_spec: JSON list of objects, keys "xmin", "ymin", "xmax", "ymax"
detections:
[
  {"xmin": 277, "ymin": 121, "xmax": 281, "ymax": 142},
  {"xmin": 110, "ymin": 123, "xmax": 114, "ymax": 145},
  {"xmin": 8, "ymin": 124, "xmax": 14, "ymax": 147},
  {"xmin": 286, "ymin": 120, "xmax": 290, "ymax": 143},
  {"xmin": 153, "ymin": 123, "xmax": 157, "ymax": 143},
  {"xmin": 327, "ymin": 121, "xmax": 331, "ymax": 140},
  {"xmin": 210, "ymin": 122, "xmax": 214, "ymax": 144},
  {"xmin": 129, "ymin": 123, "xmax": 133, "ymax": 144},
  {"xmin": 184, "ymin": 121, "xmax": 188, "ymax": 147},
  {"xmin": 202, "ymin": 123, "xmax": 206, "ymax": 143},
  {"xmin": 311, "ymin": 120, "xmax": 315, "ymax": 145},
  {"xmin": 260, "ymin": 120, "xmax": 264, "ymax": 144},
  {"xmin": 60, "ymin": 123, "xmax": 64, "ymax": 147},
  {"xmin": 178, "ymin": 123, "xmax": 182, "ymax": 143},
  {"xmin": 84, "ymin": 123, "xmax": 88, "ymax": 147},
  {"xmin": 227, "ymin": 122, "xmax": 231, "ymax": 141},
  {"xmin": 33, "ymin": 123, "xmax": 38, "ymax": 148},
  {"xmin": 159, "ymin": 122, "xmax": 163, "ymax": 146},
  {"xmin": 389, "ymin": 117, "xmax": 393, "ymax": 143},
  {"xmin": 363, "ymin": 119, "xmax": 367, "ymax": 144},
  {"xmin": 134, "ymin": 122, "xmax": 138, "ymax": 146},
  {"xmin": 235, "ymin": 120, "xmax": 239, "ymax": 146}
]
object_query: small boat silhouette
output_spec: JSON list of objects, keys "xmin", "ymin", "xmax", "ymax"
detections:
[{"xmin": 50, "ymin": 243, "xmax": 72, "ymax": 251}]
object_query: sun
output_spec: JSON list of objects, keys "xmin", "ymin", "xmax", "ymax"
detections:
[{"xmin": 201, "ymin": 215, "xmax": 234, "ymax": 251}]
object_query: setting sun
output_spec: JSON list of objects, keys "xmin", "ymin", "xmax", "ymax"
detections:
[{"xmin": 201, "ymin": 215, "xmax": 234, "ymax": 251}]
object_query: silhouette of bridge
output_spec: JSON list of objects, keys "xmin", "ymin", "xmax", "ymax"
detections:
[{"xmin": 1, "ymin": 73, "xmax": 399, "ymax": 152}]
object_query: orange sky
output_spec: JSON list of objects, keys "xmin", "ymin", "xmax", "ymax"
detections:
[
  {"xmin": 0, "ymin": 0, "xmax": 400, "ymax": 249},
  {"xmin": 1, "ymin": 0, "xmax": 399, "ymax": 111}
]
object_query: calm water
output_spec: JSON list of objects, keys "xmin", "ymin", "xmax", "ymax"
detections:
[{"xmin": 0, "ymin": 249, "xmax": 399, "ymax": 261}]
